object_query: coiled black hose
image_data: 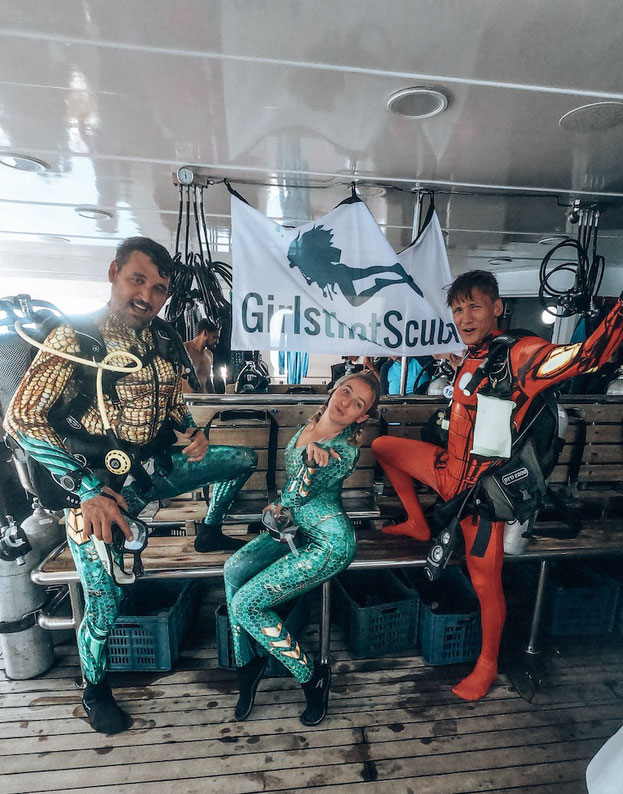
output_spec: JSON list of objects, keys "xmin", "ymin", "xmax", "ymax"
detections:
[
  {"xmin": 166, "ymin": 185, "xmax": 232, "ymax": 341},
  {"xmin": 539, "ymin": 210, "xmax": 605, "ymax": 328}
]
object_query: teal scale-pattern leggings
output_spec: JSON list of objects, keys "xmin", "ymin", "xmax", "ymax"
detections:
[
  {"xmin": 69, "ymin": 444, "xmax": 257, "ymax": 683},
  {"xmin": 224, "ymin": 425, "xmax": 359, "ymax": 683}
]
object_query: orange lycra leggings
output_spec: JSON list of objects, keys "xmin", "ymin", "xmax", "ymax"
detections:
[{"xmin": 372, "ymin": 435, "xmax": 506, "ymax": 671}]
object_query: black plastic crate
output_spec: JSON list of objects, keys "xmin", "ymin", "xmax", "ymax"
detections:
[
  {"xmin": 399, "ymin": 566, "xmax": 481, "ymax": 666},
  {"xmin": 108, "ymin": 579, "xmax": 200, "ymax": 671},
  {"xmin": 215, "ymin": 595, "xmax": 310, "ymax": 678},
  {"xmin": 332, "ymin": 569, "xmax": 419, "ymax": 658}
]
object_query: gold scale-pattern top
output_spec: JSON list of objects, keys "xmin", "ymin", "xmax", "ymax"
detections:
[{"xmin": 5, "ymin": 307, "xmax": 191, "ymax": 450}]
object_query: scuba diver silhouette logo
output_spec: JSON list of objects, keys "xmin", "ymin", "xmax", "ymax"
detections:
[{"xmin": 287, "ymin": 225, "xmax": 424, "ymax": 307}]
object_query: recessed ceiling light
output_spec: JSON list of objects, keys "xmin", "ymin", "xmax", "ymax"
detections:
[
  {"xmin": 355, "ymin": 184, "xmax": 387, "ymax": 198},
  {"xmin": 487, "ymin": 257, "xmax": 513, "ymax": 266},
  {"xmin": 75, "ymin": 206, "xmax": 114, "ymax": 220},
  {"xmin": 386, "ymin": 86, "xmax": 449, "ymax": 119},
  {"xmin": 0, "ymin": 154, "xmax": 49, "ymax": 172},
  {"xmin": 559, "ymin": 102, "xmax": 623, "ymax": 132},
  {"xmin": 539, "ymin": 235, "xmax": 570, "ymax": 245}
]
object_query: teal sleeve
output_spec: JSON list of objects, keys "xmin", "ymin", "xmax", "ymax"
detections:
[
  {"xmin": 16, "ymin": 431, "xmax": 104, "ymax": 502},
  {"xmin": 279, "ymin": 440, "xmax": 360, "ymax": 508}
]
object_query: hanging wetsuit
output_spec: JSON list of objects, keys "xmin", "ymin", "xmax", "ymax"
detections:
[
  {"xmin": 224, "ymin": 424, "xmax": 360, "ymax": 683},
  {"xmin": 373, "ymin": 299, "xmax": 623, "ymax": 701},
  {"xmin": 4, "ymin": 307, "xmax": 257, "ymax": 683}
]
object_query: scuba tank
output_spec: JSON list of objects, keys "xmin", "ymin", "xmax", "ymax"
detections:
[
  {"xmin": 502, "ymin": 403, "xmax": 569, "ymax": 555},
  {"xmin": 19, "ymin": 498, "xmax": 64, "ymax": 559},
  {"xmin": 606, "ymin": 366, "xmax": 623, "ymax": 395},
  {"xmin": 0, "ymin": 514, "xmax": 55, "ymax": 679},
  {"xmin": 426, "ymin": 359, "xmax": 454, "ymax": 396}
]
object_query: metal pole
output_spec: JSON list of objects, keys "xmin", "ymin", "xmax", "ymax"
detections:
[
  {"xmin": 526, "ymin": 559, "xmax": 548, "ymax": 655},
  {"xmin": 319, "ymin": 580, "xmax": 331, "ymax": 665},
  {"xmin": 68, "ymin": 581, "xmax": 87, "ymax": 687},
  {"xmin": 399, "ymin": 189, "xmax": 423, "ymax": 396}
]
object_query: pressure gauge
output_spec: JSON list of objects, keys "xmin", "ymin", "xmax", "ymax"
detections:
[{"xmin": 177, "ymin": 167, "xmax": 195, "ymax": 186}]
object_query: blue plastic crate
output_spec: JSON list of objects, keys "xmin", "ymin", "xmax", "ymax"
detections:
[
  {"xmin": 541, "ymin": 562, "xmax": 620, "ymax": 637},
  {"xmin": 215, "ymin": 595, "xmax": 309, "ymax": 677},
  {"xmin": 108, "ymin": 579, "xmax": 200, "ymax": 671},
  {"xmin": 333, "ymin": 569, "xmax": 420, "ymax": 658},
  {"xmin": 400, "ymin": 566, "xmax": 481, "ymax": 666}
]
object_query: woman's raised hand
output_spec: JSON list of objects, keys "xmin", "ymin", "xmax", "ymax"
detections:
[{"xmin": 305, "ymin": 442, "xmax": 341, "ymax": 468}]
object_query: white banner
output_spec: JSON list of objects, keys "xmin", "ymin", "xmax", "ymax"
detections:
[{"xmin": 231, "ymin": 192, "xmax": 462, "ymax": 356}]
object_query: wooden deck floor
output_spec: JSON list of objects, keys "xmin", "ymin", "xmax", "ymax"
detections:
[{"xmin": 1, "ymin": 583, "xmax": 622, "ymax": 794}]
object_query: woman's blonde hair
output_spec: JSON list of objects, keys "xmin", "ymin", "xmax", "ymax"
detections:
[{"xmin": 308, "ymin": 370, "xmax": 380, "ymax": 445}]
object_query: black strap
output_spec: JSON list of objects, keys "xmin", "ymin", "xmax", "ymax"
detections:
[
  {"xmin": 204, "ymin": 409, "xmax": 278, "ymax": 501},
  {"xmin": 0, "ymin": 613, "xmax": 39, "ymax": 634},
  {"xmin": 469, "ymin": 513, "xmax": 492, "ymax": 558}
]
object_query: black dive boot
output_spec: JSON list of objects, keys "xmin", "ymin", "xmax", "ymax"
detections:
[
  {"xmin": 194, "ymin": 522, "xmax": 246, "ymax": 552},
  {"xmin": 300, "ymin": 663, "xmax": 332, "ymax": 726},
  {"xmin": 82, "ymin": 679, "xmax": 131, "ymax": 735},
  {"xmin": 235, "ymin": 656, "xmax": 268, "ymax": 721}
]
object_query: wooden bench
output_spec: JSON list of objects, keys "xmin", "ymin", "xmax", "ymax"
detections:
[{"xmin": 33, "ymin": 394, "xmax": 623, "ymax": 684}]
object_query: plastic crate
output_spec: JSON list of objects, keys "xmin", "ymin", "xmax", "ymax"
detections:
[
  {"xmin": 400, "ymin": 566, "xmax": 481, "ymax": 666},
  {"xmin": 332, "ymin": 569, "xmax": 419, "ymax": 658},
  {"xmin": 215, "ymin": 595, "xmax": 309, "ymax": 678},
  {"xmin": 108, "ymin": 579, "xmax": 200, "ymax": 671},
  {"xmin": 519, "ymin": 561, "xmax": 620, "ymax": 637},
  {"xmin": 591, "ymin": 560, "xmax": 623, "ymax": 634}
]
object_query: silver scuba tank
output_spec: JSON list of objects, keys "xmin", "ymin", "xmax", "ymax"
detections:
[
  {"xmin": 20, "ymin": 498, "xmax": 64, "ymax": 558},
  {"xmin": 503, "ymin": 403, "xmax": 569, "ymax": 555},
  {"xmin": 606, "ymin": 367, "xmax": 623, "ymax": 395},
  {"xmin": 0, "ymin": 515, "xmax": 55, "ymax": 679},
  {"xmin": 426, "ymin": 374, "xmax": 450, "ymax": 395}
]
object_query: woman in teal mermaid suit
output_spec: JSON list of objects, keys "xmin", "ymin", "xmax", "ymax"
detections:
[{"xmin": 224, "ymin": 371, "xmax": 380, "ymax": 726}]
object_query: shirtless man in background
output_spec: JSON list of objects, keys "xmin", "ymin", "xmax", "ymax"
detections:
[{"xmin": 184, "ymin": 319, "xmax": 220, "ymax": 393}]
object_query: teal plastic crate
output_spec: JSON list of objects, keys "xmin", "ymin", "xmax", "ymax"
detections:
[
  {"xmin": 108, "ymin": 579, "xmax": 200, "ymax": 671},
  {"xmin": 525, "ymin": 561, "xmax": 620, "ymax": 637},
  {"xmin": 591, "ymin": 560, "xmax": 623, "ymax": 634},
  {"xmin": 333, "ymin": 569, "xmax": 420, "ymax": 658},
  {"xmin": 215, "ymin": 595, "xmax": 309, "ymax": 677},
  {"xmin": 400, "ymin": 566, "xmax": 481, "ymax": 666}
]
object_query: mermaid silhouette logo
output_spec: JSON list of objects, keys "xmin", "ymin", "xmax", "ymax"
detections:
[{"xmin": 287, "ymin": 225, "xmax": 423, "ymax": 307}]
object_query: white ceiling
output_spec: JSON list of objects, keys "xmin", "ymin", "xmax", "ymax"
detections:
[{"xmin": 1, "ymin": 0, "xmax": 623, "ymax": 290}]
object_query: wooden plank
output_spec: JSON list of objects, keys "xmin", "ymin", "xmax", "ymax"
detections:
[
  {"xmin": 0, "ymin": 727, "xmax": 365, "ymax": 775},
  {"xmin": 371, "ymin": 739, "xmax": 604, "ymax": 781},
  {"xmin": 37, "ymin": 521, "xmax": 623, "ymax": 577},
  {"xmin": 563, "ymin": 402, "xmax": 623, "ymax": 422},
  {"xmin": 0, "ymin": 756, "xmax": 370, "ymax": 794},
  {"xmin": 306, "ymin": 760, "xmax": 589, "ymax": 794},
  {"xmin": 578, "ymin": 463, "xmax": 623, "ymax": 482},
  {"xmin": 585, "ymin": 424, "xmax": 623, "ymax": 444}
]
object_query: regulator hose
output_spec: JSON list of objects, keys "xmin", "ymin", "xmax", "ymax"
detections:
[{"xmin": 539, "ymin": 209, "xmax": 605, "ymax": 328}]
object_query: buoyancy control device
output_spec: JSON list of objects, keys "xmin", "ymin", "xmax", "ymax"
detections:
[
  {"xmin": 234, "ymin": 353, "xmax": 270, "ymax": 393},
  {"xmin": 0, "ymin": 295, "xmax": 194, "ymax": 584},
  {"xmin": 424, "ymin": 332, "xmax": 569, "ymax": 580}
]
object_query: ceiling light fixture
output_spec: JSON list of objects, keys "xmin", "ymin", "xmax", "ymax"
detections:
[
  {"xmin": 75, "ymin": 206, "xmax": 114, "ymax": 220},
  {"xmin": 0, "ymin": 153, "xmax": 49, "ymax": 172},
  {"xmin": 487, "ymin": 257, "xmax": 513, "ymax": 266},
  {"xmin": 559, "ymin": 101, "xmax": 623, "ymax": 132},
  {"xmin": 386, "ymin": 86, "xmax": 449, "ymax": 119}
]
